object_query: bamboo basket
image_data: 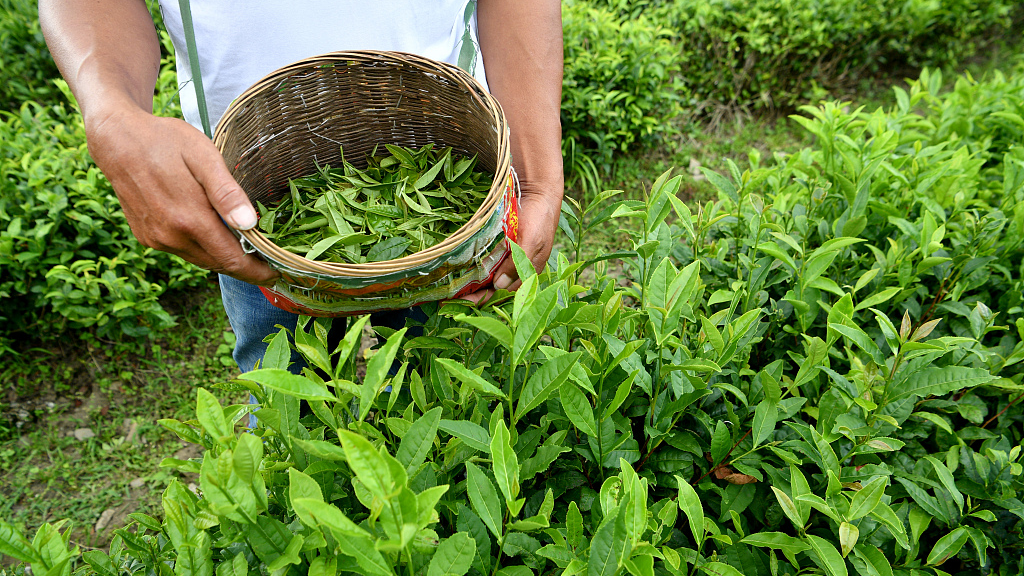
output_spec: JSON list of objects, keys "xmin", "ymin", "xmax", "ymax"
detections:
[{"xmin": 212, "ymin": 51, "xmax": 518, "ymax": 316}]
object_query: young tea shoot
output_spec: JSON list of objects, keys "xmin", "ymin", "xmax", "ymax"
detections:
[{"xmin": 257, "ymin": 143, "xmax": 492, "ymax": 263}]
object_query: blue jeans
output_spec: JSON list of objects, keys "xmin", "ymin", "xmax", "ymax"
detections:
[
  {"xmin": 220, "ymin": 275, "xmax": 425, "ymax": 428},
  {"xmin": 219, "ymin": 274, "xmax": 425, "ymax": 374}
]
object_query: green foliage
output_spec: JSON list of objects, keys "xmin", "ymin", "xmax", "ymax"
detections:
[
  {"xmin": 590, "ymin": 0, "xmax": 1019, "ymax": 110},
  {"xmin": 6, "ymin": 66, "xmax": 1024, "ymax": 575},
  {"xmin": 561, "ymin": 0, "xmax": 684, "ymax": 165},
  {"xmin": 0, "ymin": 63, "xmax": 207, "ymax": 342},
  {"xmin": 0, "ymin": 0, "xmax": 60, "ymax": 110}
]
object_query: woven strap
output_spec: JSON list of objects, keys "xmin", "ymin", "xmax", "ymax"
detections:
[{"xmin": 177, "ymin": 0, "xmax": 212, "ymax": 138}]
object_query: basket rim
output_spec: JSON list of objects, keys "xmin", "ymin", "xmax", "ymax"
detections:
[{"xmin": 213, "ymin": 50, "xmax": 511, "ymax": 278}]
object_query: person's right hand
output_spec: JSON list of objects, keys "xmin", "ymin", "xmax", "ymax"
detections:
[{"xmin": 86, "ymin": 106, "xmax": 279, "ymax": 286}]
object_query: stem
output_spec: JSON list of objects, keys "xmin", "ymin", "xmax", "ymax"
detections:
[
  {"xmin": 742, "ymin": 215, "xmax": 766, "ymax": 313},
  {"xmin": 575, "ymin": 201, "xmax": 585, "ymax": 287},
  {"xmin": 507, "ymin": 355, "xmax": 515, "ymax": 400},
  {"xmin": 728, "ymin": 442, "xmax": 771, "ymax": 466},
  {"xmin": 596, "ymin": 372, "xmax": 606, "ymax": 471},
  {"xmin": 637, "ymin": 377, "xmax": 712, "ymax": 471},
  {"xmin": 649, "ymin": 350, "xmax": 663, "ymax": 428},
  {"xmin": 982, "ymin": 391, "xmax": 1024, "ymax": 429},
  {"xmin": 488, "ymin": 513, "xmax": 509, "ymax": 576},
  {"xmin": 882, "ymin": 344, "xmax": 905, "ymax": 403},
  {"xmin": 733, "ymin": 192, "xmax": 746, "ymax": 281},
  {"xmin": 692, "ymin": 428, "xmax": 753, "ymax": 485}
]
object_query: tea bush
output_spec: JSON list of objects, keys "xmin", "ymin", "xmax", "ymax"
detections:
[
  {"xmin": 591, "ymin": 0, "xmax": 1019, "ymax": 110},
  {"xmin": 0, "ymin": 0, "xmax": 60, "ymax": 110},
  {"xmin": 561, "ymin": 0, "xmax": 684, "ymax": 165},
  {"xmin": 5, "ymin": 66, "xmax": 1024, "ymax": 575},
  {"xmin": 0, "ymin": 56, "xmax": 208, "ymax": 343}
]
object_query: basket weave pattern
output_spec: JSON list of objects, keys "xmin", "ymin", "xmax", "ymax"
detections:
[{"xmin": 213, "ymin": 51, "xmax": 511, "ymax": 279}]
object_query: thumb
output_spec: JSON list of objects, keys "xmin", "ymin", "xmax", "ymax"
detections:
[
  {"xmin": 187, "ymin": 141, "xmax": 258, "ymax": 230},
  {"xmin": 491, "ymin": 256, "xmax": 523, "ymax": 292}
]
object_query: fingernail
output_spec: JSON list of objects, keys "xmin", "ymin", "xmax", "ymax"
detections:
[
  {"xmin": 227, "ymin": 206, "xmax": 257, "ymax": 230},
  {"xmin": 494, "ymin": 273, "xmax": 512, "ymax": 290}
]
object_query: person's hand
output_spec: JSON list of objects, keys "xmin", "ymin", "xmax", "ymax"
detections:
[
  {"xmin": 461, "ymin": 178, "xmax": 562, "ymax": 304},
  {"xmin": 86, "ymin": 106, "xmax": 279, "ymax": 286}
]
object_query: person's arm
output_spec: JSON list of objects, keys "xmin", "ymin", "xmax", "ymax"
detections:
[
  {"xmin": 39, "ymin": 0, "xmax": 277, "ymax": 286},
  {"xmin": 468, "ymin": 0, "xmax": 564, "ymax": 301}
]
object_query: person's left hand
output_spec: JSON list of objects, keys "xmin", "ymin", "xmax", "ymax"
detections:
[{"xmin": 461, "ymin": 179, "xmax": 562, "ymax": 304}]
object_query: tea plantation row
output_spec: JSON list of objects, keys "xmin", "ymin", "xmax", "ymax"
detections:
[{"xmin": 4, "ymin": 63, "xmax": 1024, "ymax": 574}]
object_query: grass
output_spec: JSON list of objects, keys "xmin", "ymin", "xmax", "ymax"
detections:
[{"xmin": 0, "ymin": 278, "xmax": 240, "ymax": 555}]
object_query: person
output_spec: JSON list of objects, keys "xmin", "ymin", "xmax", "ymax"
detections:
[{"xmin": 39, "ymin": 0, "xmax": 564, "ymax": 372}]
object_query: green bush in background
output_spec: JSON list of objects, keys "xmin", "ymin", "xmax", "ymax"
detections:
[
  {"xmin": 591, "ymin": 0, "xmax": 1018, "ymax": 110},
  {"xmin": 561, "ymin": 0, "xmax": 684, "ymax": 165},
  {"xmin": 0, "ymin": 82, "xmax": 208, "ymax": 342},
  {"xmin": 0, "ymin": 10, "xmax": 209, "ymax": 345},
  {"xmin": 0, "ymin": 0, "xmax": 61, "ymax": 111}
]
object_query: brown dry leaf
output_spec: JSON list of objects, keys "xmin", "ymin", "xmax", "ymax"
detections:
[
  {"xmin": 724, "ymin": 473, "xmax": 758, "ymax": 485},
  {"xmin": 711, "ymin": 464, "xmax": 758, "ymax": 484}
]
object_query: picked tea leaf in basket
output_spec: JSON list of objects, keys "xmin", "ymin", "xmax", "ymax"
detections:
[{"xmin": 257, "ymin": 144, "xmax": 493, "ymax": 264}]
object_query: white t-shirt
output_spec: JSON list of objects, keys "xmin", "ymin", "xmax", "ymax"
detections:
[{"xmin": 158, "ymin": 1, "xmax": 488, "ymax": 131}]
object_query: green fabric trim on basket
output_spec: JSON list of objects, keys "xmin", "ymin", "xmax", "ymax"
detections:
[{"xmin": 178, "ymin": 0, "xmax": 212, "ymax": 138}]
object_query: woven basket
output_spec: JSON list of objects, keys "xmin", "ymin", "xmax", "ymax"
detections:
[{"xmin": 212, "ymin": 51, "xmax": 513, "ymax": 287}]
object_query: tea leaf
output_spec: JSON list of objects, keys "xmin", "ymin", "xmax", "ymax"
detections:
[
  {"xmin": 887, "ymin": 366, "xmax": 997, "ymax": 403},
  {"xmin": 455, "ymin": 314, "xmax": 513, "ymax": 350},
  {"xmin": 699, "ymin": 563, "xmax": 744, "ymax": 576},
  {"xmin": 926, "ymin": 526, "xmax": 969, "ymax": 566},
  {"xmin": 560, "ymin": 382, "xmax": 597, "ymax": 438},
  {"xmin": 839, "ymin": 522, "xmax": 859, "ymax": 557},
  {"xmin": 239, "ymin": 369, "xmax": 338, "ymax": 401},
  {"xmin": 751, "ymin": 399, "xmax": 777, "ymax": 447},
  {"xmin": 848, "ymin": 475, "xmax": 887, "ymax": 520},
  {"xmin": 852, "ymin": 545, "xmax": 893, "ymax": 576},
  {"xmin": 675, "ymin": 475, "xmax": 704, "ymax": 545},
  {"xmin": 195, "ymin": 388, "xmax": 230, "ymax": 441},
  {"xmin": 439, "ymin": 419, "xmax": 491, "ymax": 453},
  {"xmin": 0, "ymin": 519, "xmax": 40, "ymax": 564},
  {"xmin": 491, "ymin": 420, "xmax": 520, "ymax": 506},
  {"xmin": 806, "ymin": 534, "xmax": 848, "ymax": 576},
  {"xmin": 587, "ymin": 501, "xmax": 628, "ymax": 576},
  {"xmin": 923, "ymin": 456, "xmax": 963, "ymax": 512},
  {"xmin": 428, "ymin": 532, "xmax": 476, "ymax": 576},
  {"xmin": 397, "ymin": 406, "xmax": 442, "ymax": 474},
  {"xmin": 741, "ymin": 532, "xmax": 810, "ymax": 556},
  {"xmin": 361, "ymin": 327, "xmax": 408, "ymax": 420},
  {"xmin": 517, "ymin": 352, "xmax": 581, "ymax": 421},
  {"xmin": 465, "ymin": 462, "xmax": 503, "ymax": 539},
  {"xmin": 367, "ymin": 237, "xmax": 413, "ymax": 262},
  {"xmin": 436, "ymin": 358, "xmax": 507, "ymax": 399},
  {"xmin": 710, "ymin": 421, "xmax": 731, "ymax": 464},
  {"xmin": 567, "ymin": 502, "xmax": 584, "ymax": 550},
  {"xmin": 337, "ymin": 430, "xmax": 394, "ymax": 499}
]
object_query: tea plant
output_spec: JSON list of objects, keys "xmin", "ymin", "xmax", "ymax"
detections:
[
  {"xmin": 0, "ymin": 43, "xmax": 207, "ymax": 344},
  {"xmin": 561, "ymin": 0, "xmax": 683, "ymax": 165},
  {"xmin": 0, "ymin": 0, "xmax": 60, "ymax": 110},
  {"xmin": 592, "ymin": 0, "xmax": 1019, "ymax": 110},
  {"xmin": 5, "ymin": 44, "xmax": 1024, "ymax": 576}
]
